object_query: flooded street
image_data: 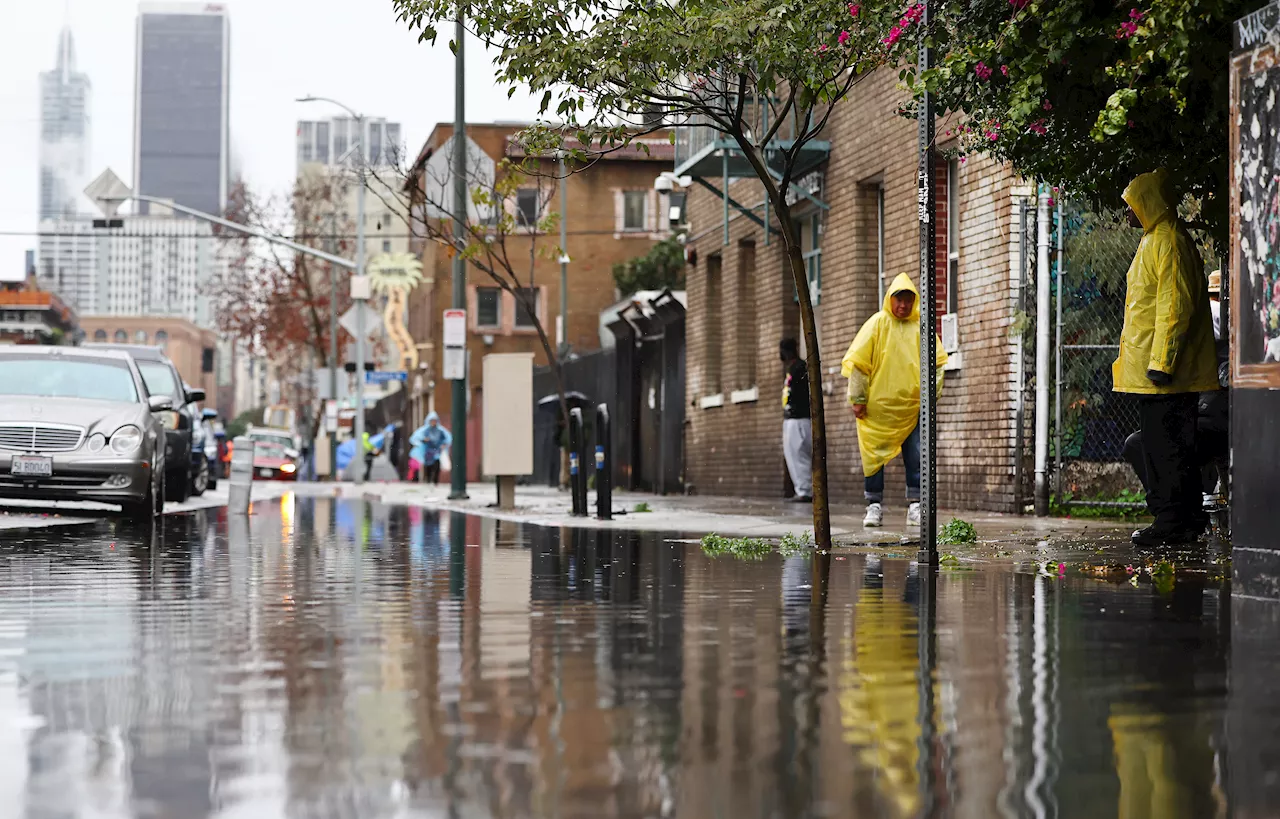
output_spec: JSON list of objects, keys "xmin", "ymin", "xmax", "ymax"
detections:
[{"xmin": 0, "ymin": 496, "xmax": 1263, "ymax": 818}]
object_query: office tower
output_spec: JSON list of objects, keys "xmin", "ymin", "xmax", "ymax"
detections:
[
  {"xmin": 39, "ymin": 26, "xmax": 92, "ymax": 220},
  {"xmin": 134, "ymin": 2, "xmax": 230, "ymax": 217},
  {"xmin": 296, "ymin": 117, "xmax": 402, "ymax": 170}
]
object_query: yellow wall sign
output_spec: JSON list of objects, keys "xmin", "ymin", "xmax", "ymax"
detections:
[{"xmin": 368, "ymin": 253, "xmax": 424, "ymax": 372}]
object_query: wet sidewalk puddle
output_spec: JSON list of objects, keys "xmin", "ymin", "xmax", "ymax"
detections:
[{"xmin": 0, "ymin": 495, "xmax": 1262, "ymax": 818}]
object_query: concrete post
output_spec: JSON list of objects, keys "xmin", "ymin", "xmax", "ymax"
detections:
[{"xmin": 228, "ymin": 436, "xmax": 255, "ymax": 515}]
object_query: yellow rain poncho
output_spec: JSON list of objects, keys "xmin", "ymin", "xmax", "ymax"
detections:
[
  {"xmin": 1113, "ymin": 170, "xmax": 1218, "ymax": 394},
  {"xmin": 841, "ymin": 273, "xmax": 947, "ymax": 476}
]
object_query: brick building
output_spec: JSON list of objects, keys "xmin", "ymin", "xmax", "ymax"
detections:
[
  {"xmin": 681, "ymin": 69, "xmax": 1031, "ymax": 512},
  {"xmin": 404, "ymin": 123, "xmax": 678, "ymax": 480}
]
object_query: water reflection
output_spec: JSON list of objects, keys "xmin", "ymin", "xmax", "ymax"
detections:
[{"xmin": 0, "ymin": 499, "xmax": 1249, "ymax": 818}]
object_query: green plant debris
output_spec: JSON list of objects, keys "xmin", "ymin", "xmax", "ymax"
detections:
[
  {"xmin": 699, "ymin": 533, "xmax": 772, "ymax": 560},
  {"xmin": 633, "ymin": 502, "xmax": 652, "ymax": 513},
  {"xmin": 778, "ymin": 530, "xmax": 814, "ymax": 556},
  {"xmin": 939, "ymin": 553, "xmax": 962, "ymax": 566},
  {"xmin": 938, "ymin": 518, "xmax": 978, "ymax": 545},
  {"xmin": 1050, "ymin": 490, "xmax": 1149, "ymax": 521}
]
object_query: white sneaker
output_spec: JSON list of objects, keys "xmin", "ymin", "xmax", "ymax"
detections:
[
  {"xmin": 906, "ymin": 502, "xmax": 922, "ymax": 527},
  {"xmin": 863, "ymin": 503, "xmax": 883, "ymax": 527}
]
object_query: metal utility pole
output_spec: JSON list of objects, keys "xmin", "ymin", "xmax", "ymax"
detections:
[
  {"xmin": 353, "ymin": 115, "xmax": 368, "ymax": 485},
  {"xmin": 328, "ymin": 211, "xmax": 339, "ymax": 480},
  {"xmin": 916, "ymin": 10, "xmax": 939, "ymax": 564},
  {"xmin": 1034, "ymin": 187, "xmax": 1051, "ymax": 515},
  {"xmin": 1054, "ymin": 199, "xmax": 1065, "ymax": 497},
  {"xmin": 449, "ymin": 14, "xmax": 470, "ymax": 500},
  {"xmin": 559, "ymin": 153, "xmax": 569, "ymax": 354}
]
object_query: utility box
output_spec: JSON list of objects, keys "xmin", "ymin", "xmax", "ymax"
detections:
[{"xmin": 482, "ymin": 353, "xmax": 534, "ymax": 504}]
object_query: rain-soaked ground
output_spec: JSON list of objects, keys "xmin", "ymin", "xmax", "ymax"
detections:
[{"xmin": 0, "ymin": 494, "xmax": 1272, "ymax": 818}]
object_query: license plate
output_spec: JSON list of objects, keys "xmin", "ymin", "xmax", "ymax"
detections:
[
  {"xmin": 258, "ymin": 468, "xmax": 273, "ymax": 478},
  {"xmin": 11, "ymin": 455, "xmax": 53, "ymax": 478}
]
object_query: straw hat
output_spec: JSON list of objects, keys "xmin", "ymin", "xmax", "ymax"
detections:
[{"xmin": 1208, "ymin": 270, "xmax": 1221, "ymax": 294}]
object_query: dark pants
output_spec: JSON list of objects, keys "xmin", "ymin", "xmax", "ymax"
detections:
[
  {"xmin": 864, "ymin": 424, "xmax": 921, "ymax": 503},
  {"xmin": 1126, "ymin": 394, "xmax": 1206, "ymax": 530},
  {"xmin": 363, "ymin": 453, "xmax": 375, "ymax": 482},
  {"xmin": 424, "ymin": 461, "xmax": 441, "ymax": 485},
  {"xmin": 1123, "ymin": 414, "xmax": 1228, "ymax": 498}
]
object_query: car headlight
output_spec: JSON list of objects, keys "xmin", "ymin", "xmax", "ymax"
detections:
[
  {"xmin": 86, "ymin": 433, "xmax": 107, "ymax": 452},
  {"xmin": 110, "ymin": 425, "xmax": 142, "ymax": 455},
  {"xmin": 159, "ymin": 411, "xmax": 181, "ymax": 431},
  {"xmin": 280, "ymin": 463, "xmax": 297, "ymax": 474}
]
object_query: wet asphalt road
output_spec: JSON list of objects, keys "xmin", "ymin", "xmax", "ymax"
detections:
[{"xmin": 0, "ymin": 495, "xmax": 1270, "ymax": 818}]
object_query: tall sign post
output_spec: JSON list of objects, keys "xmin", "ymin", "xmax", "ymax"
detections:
[
  {"xmin": 917, "ymin": 10, "xmax": 939, "ymax": 565},
  {"xmin": 450, "ymin": 14, "xmax": 470, "ymax": 500}
]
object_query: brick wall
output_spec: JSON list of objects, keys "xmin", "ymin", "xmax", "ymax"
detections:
[{"xmin": 683, "ymin": 69, "xmax": 1026, "ymax": 512}]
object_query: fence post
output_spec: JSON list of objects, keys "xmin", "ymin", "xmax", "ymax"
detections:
[
  {"xmin": 1015, "ymin": 199, "xmax": 1029, "ymax": 511},
  {"xmin": 595, "ymin": 403, "xmax": 611, "ymax": 520},
  {"xmin": 1035, "ymin": 188, "xmax": 1052, "ymax": 516},
  {"xmin": 228, "ymin": 437, "xmax": 255, "ymax": 516},
  {"xmin": 1054, "ymin": 199, "xmax": 1065, "ymax": 498},
  {"xmin": 569, "ymin": 408, "xmax": 586, "ymax": 516}
]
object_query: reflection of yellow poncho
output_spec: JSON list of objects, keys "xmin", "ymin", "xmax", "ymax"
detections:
[{"xmin": 841, "ymin": 273, "xmax": 947, "ymax": 475}]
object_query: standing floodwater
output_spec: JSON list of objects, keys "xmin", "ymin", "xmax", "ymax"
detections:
[{"xmin": 0, "ymin": 496, "xmax": 1261, "ymax": 818}]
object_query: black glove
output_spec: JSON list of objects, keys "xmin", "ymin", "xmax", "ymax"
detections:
[{"xmin": 1147, "ymin": 369, "xmax": 1173, "ymax": 387}]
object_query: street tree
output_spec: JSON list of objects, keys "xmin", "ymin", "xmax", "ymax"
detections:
[
  {"xmin": 393, "ymin": 0, "xmax": 909, "ymax": 549},
  {"xmin": 613, "ymin": 237, "xmax": 687, "ymax": 298},
  {"xmin": 367, "ymin": 145, "xmax": 576, "ymax": 432},
  {"xmin": 912, "ymin": 0, "xmax": 1252, "ymax": 249}
]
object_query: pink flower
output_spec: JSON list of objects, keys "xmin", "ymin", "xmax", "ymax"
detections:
[
  {"xmin": 882, "ymin": 25, "xmax": 904, "ymax": 46},
  {"xmin": 849, "ymin": 2, "xmax": 861, "ymax": 16},
  {"xmin": 818, "ymin": 43, "xmax": 830, "ymax": 53},
  {"xmin": 1128, "ymin": 119, "xmax": 1136, "ymax": 128},
  {"xmin": 1000, "ymin": 64, "xmax": 1009, "ymax": 76},
  {"xmin": 1116, "ymin": 19, "xmax": 1139, "ymax": 38},
  {"xmin": 960, "ymin": 156, "xmax": 967, "ymax": 164},
  {"xmin": 1125, "ymin": 564, "xmax": 1136, "ymax": 575},
  {"xmin": 838, "ymin": 29, "xmax": 851, "ymax": 46},
  {"xmin": 975, "ymin": 61, "xmax": 993, "ymax": 80},
  {"xmin": 1028, "ymin": 119, "xmax": 1048, "ymax": 135},
  {"xmin": 1043, "ymin": 100, "xmax": 1053, "ymax": 110},
  {"xmin": 1057, "ymin": 562, "xmax": 1066, "ymax": 575},
  {"xmin": 1129, "ymin": 8, "xmax": 1144, "ymax": 20}
]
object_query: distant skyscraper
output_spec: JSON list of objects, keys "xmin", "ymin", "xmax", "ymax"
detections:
[
  {"xmin": 39, "ymin": 26, "xmax": 91, "ymax": 220},
  {"xmin": 297, "ymin": 117, "xmax": 402, "ymax": 170},
  {"xmin": 134, "ymin": 2, "xmax": 229, "ymax": 217}
]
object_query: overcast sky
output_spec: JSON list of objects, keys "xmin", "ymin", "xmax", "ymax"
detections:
[{"xmin": 0, "ymin": 0, "xmax": 543, "ymax": 280}]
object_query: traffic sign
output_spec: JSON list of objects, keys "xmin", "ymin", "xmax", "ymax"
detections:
[
  {"xmin": 365, "ymin": 370, "xmax": 408, "ymax": 385},
  {"xmin": 339, "ymin": 302, "xmax": 383, "ymax": 339},
  {"xmin": 443, "ymin": 347, "xmax": 466, "ymax": 380},
  {"xmin": 443, "ymin": 309, "xmax": 466, "ymax": 347}
]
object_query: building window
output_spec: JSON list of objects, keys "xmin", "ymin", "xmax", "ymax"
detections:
[
  {"xmin": 946, "ymin": 158, "xmax": 960, "ymax": 316},
  {"xmin": 622, "ymin": 191, "xmax": 648, "ymax": 231},
  {"xmin": 516, "ymin": 189, "xmax": 540, "ymax": 228},
  {"xmin": 876, "ymin": 184, "xmax": 886, "ymax": 304},
  {"xmin": 155, "ymin": 330, "xmax": 168, "ymax": 351},
  {"xmin": 514, "ymin": 287, "xmax": 540, "ymax": 328},
  {"xmin": 382, "ymin": 240, "xmax": 392, "ymax": 253},
  {"xmin": 736, "ymin": 242, "xmax": 757, "ymax": 388},
  {"xmin": 476, "ymin": 287, "xmax": 502, "ymax": 328},
  {"xmin": 668, "ymin": 192, "xmax": 687, "ymax": 226},
  {"xmin": 135, "ymin": 330, "xmax": 148, "ymax": 343},
  {"xmin": 114, "ymin": 329, "xmax": 128, "ymax": 342},
  {"xmin": 93, "ymin": 329, "xmax": 107, "ymax": 342},
  {"xmin": 801, "ymin": 212, "xmax": 822, "ymax": 305},
  {"xmin": 705, "ymin": 253, "xmax": 723, "ymax": 395}
]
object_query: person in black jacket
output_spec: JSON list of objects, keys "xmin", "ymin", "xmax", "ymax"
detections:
[{"xmin": 780, "ymin": 339, "xmax": 812, "ymax": 503}]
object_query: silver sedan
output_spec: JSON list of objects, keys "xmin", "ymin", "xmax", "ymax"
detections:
[{"xmin": 0, "ymin": 347, "xmax": 170, "ymax": 522}]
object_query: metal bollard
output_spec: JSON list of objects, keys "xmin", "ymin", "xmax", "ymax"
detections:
[
  {"xmin": 569, "ymin": 408, "xmax": 586, "ymax": 516},
  {"xmin": 595, "ymin": 403, "xmax": 611, "ymax": 520},
  {"xmin": 227, "ymin": 436, "xmax": 255, "ymax": 515}
]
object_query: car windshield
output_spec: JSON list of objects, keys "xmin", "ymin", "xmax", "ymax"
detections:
[
  {"xmin": 137, "ymin": 361, "xmax": 181, "ymax": 401},
  {"xmin": 251, "ymin": 432, "xmax": 293, "ymax": 449},
  {"xmin": 0, "ymin": 357, "xmax": 138, "ymax": 403},
  {"xmin": 255, "ymin": 441, "xmax": 287, "ymax": 458}
]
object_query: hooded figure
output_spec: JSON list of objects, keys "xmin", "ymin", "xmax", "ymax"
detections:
[
  {"xmin": 1116, "ymin": 169, "xmax": 1218, "ymax": 546},
  {"xmin": 409, "ymin": 412, "xmax": 452, "ymax": 484},
  {"xmin": 841, "ymin": 273, "xmax": 947, "ymax": 527}
]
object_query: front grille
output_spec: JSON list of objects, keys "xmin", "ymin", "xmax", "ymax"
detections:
[{"xmin": 0, "ymin": 424, "xmax": 85, "ymax": 453}]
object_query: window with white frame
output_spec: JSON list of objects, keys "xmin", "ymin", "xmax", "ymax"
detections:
[
  {"xmin": 622, "ymin": 191, "xmax": 648, "ymax": 231},
  {"xmin": 516, "ymin": 189, "xmax": 540, "ymax": 227},
  {"xmin": 801, "ymin": 211, "xmax": 823, "ymax": 305},
  {"xmin": 876, "ymin": 184, "xmax": 886, "ymax": 304}
]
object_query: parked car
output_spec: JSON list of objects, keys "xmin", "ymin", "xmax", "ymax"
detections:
[
  {"xmin": 200, "ymin": 409, "xmax": 220, "ymax": 489},
  {"xmin": 88, "ymin": 344, "xmax": 203, "ymax": 503},
  {"xmin": 252, "ymin": 440, "xmax": 298, "ymax": 481},
  {"xmin": 0, "ymin": 347, "xmax": 169, "ymax": 522}
]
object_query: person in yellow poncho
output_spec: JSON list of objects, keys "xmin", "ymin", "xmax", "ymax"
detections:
[
  {"xmin": 1113, "ymin": 169, "xmax": 1218, "ymax": 547},
  {"xmin": 841, "ymin": 273, "xmax": 947, "ymax": 528}
]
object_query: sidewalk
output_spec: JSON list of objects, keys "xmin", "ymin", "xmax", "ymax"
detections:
[{"xmin": 293, "ymin": 479, "xmax": 1137, "ymax": 553}]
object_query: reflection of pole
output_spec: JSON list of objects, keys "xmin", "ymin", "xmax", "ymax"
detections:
[
  {"xmin": 449, "ymin": 14, "xmax": 470, "ymax": 500},
  {"xmin": 915, "ymin": 564, "xmax": 938, "ymax": 815},
  {"xmin": 917, "ymin": 9, "xmax": 939, "ymax": 563}
]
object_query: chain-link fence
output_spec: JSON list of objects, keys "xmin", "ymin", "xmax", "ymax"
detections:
[{"xmin": 1054, "ymin": 203, "xmax": 1145, "ymax": 507}]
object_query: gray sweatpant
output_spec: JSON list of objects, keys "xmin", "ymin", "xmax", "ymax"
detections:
[{"xmin": 782, "ymin": 418, "xmax": 813, "ymax": 497}]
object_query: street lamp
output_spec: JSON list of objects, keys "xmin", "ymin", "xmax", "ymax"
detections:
[{"xmin": 298, "ymin": 95, "xmax": 370, "ymax": 484}]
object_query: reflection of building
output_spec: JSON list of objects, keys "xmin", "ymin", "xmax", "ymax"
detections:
[
  {"xmin": 134, "ymin": 2, "xmax": 230, "ymax": 217},
  {"xmin": 80, "ymin": 315, "xmax": 217, "ymax": 402}
]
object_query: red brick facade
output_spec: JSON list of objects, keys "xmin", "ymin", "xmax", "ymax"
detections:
[{"xmin": 683, "ymin": 69, "xmax": 1030, "ymax": 512}]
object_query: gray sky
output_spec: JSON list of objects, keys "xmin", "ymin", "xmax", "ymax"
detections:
[{"xmin": 0, "ymin": 0, "xmax": 542, "ymax": 280}]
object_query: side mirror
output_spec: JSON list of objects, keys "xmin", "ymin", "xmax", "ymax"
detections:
[
  {"xmin": 149, "ymin": 395, "xmax": 175, "ymax": 412},
  {"xmin": 185, "ymin": 387, "xmax": 207, "ymax": 404}
]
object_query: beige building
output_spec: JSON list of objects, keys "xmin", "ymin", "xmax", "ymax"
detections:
[{"xmin": 80, "ymin": 315, "xmax": 218, "ymax": 409}]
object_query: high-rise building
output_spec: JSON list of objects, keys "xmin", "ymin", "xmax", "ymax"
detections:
[
  {"xmin": 38, "ymin": 26, "xmax": 91, "ymax": 221},
  {"xmin": 37, "ymin": 221, "xmax": 98, "ymax": 314},
  {"xmin": 296, "ymin": 117, "xmax": 402, "ymax": 170},
  {"xmin": 134, "ymin": 2, "xmax": 230, "ymax": 217}
]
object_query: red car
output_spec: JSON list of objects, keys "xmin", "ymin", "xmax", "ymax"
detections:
[{"xmin": 252, "ymin": 441, "xmax": 298, "ymax": 481}]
